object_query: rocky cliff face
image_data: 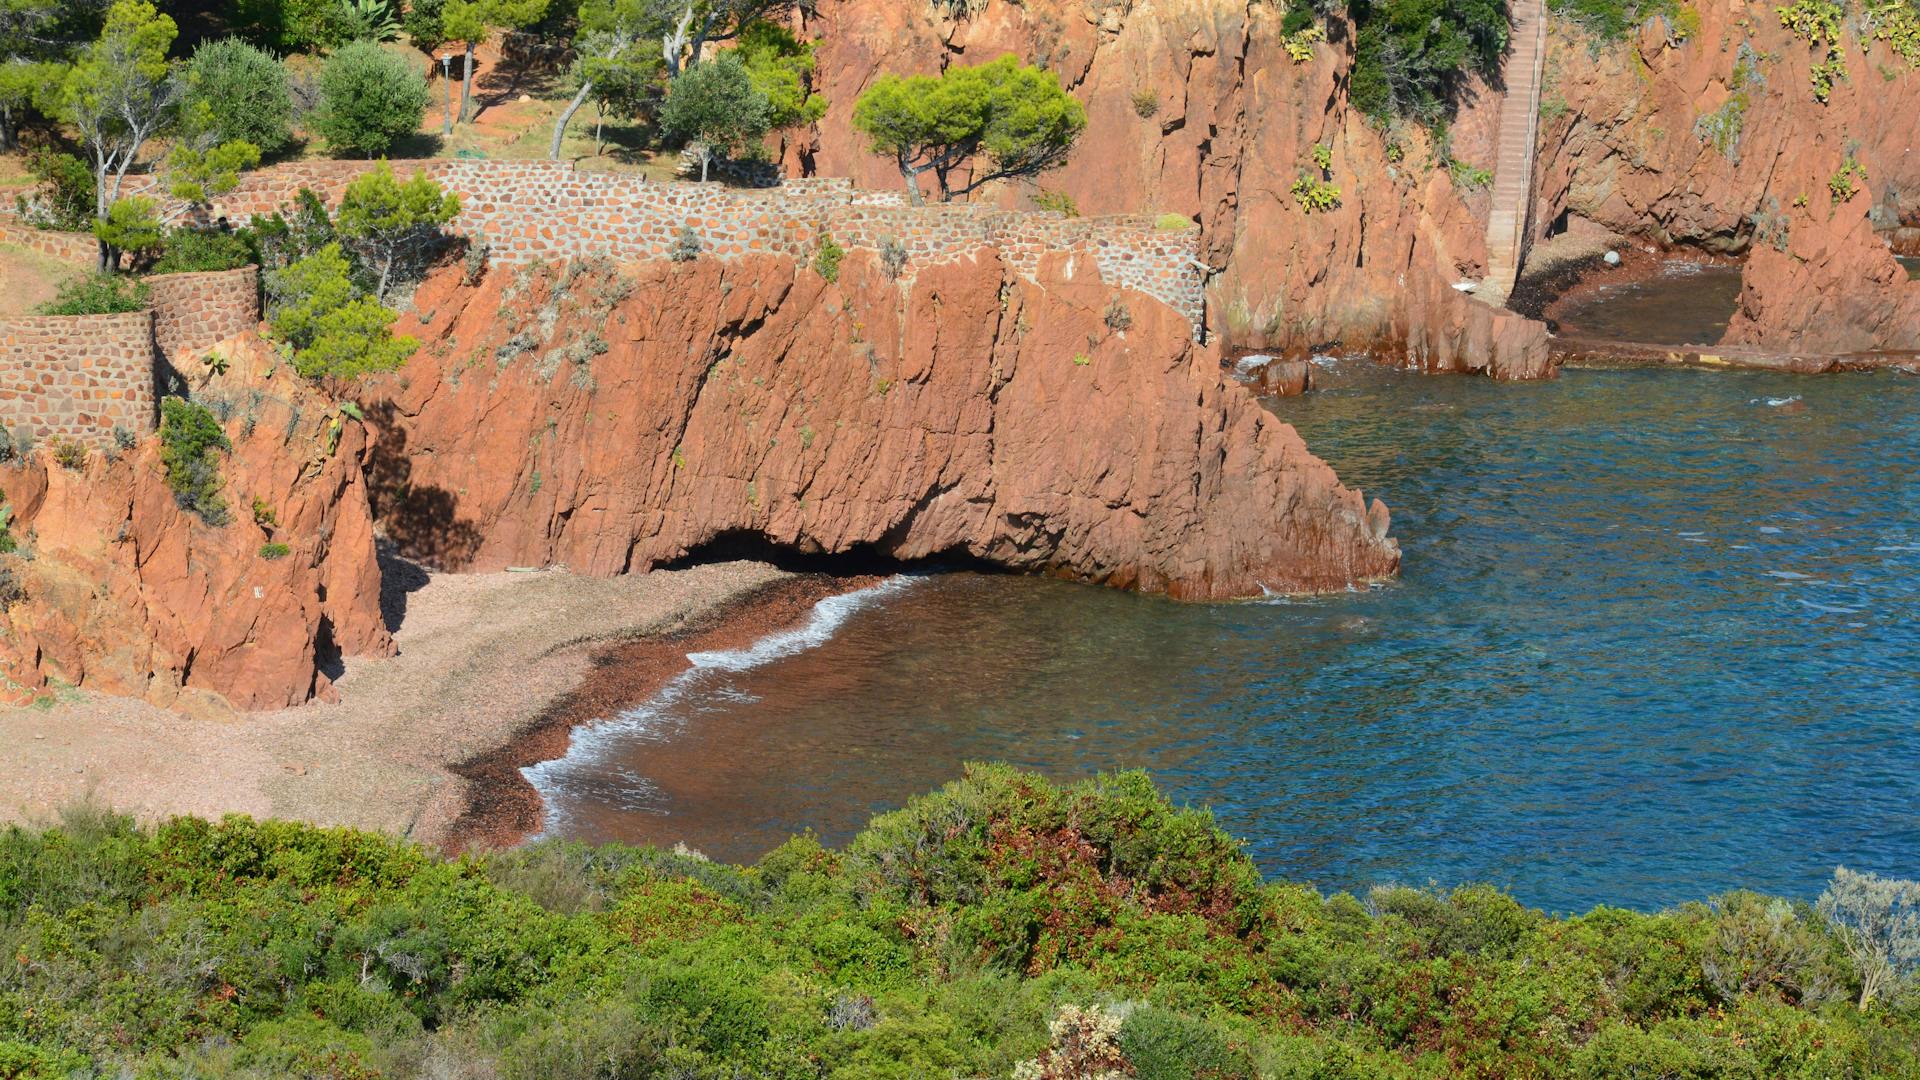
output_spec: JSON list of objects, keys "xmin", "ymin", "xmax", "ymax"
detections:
[
  {"xmin": 1534, "ymin": 4, "xmax": 1920, "ymax": 352},
  {"xmin": 367, "ymin": 250, "xmax": 1400, "ymax": 599},
  {"xmin": 0, "ymin": 337, "xmax": 391, "ymax": 711},
  {"xmin": 786, "ymin": 0, "xmax": 1551, "ymax": 378}
]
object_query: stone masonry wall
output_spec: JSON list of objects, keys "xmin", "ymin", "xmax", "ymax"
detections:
[
  {"xmin": 0, "ymin": 313, "xmax": 155, "ymax": 451},
  {"xmin": 0, "ymin": 268, "xmax": 258, "ymax": 451},
  {"xmin": 0, "ymin": 217, "xmax": 99, "ymax": 265},
  {"xmin": 114, "ymin": 160, "xmax": 1206, "ymax": 330},
  {"xmin": 145, "ymin": 267, "xmax": 261, "ymax": 364}
]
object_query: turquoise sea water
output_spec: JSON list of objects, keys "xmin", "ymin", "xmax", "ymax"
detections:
[{"xmin": 532, "ymin": 361, "xmax": 1920, "ymax": 913}]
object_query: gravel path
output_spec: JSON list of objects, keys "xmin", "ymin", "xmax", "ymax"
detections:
[{"xmin": 0, "ymin": 559, "xmax": 788, "ymax": 845}]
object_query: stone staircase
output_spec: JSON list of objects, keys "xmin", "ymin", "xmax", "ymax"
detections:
[{"xmin": 1479, "ymin": 0, "xmax": 1548, "ymax": 307}]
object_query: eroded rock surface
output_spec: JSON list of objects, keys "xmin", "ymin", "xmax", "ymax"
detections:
[
  {"xmin": 368, "ymin": 251, "xmax": 1399, "ymax": 599},
  {"xmin": 787, "ymin": 0, "xmax": 1550, "ymax": 378},
  {"xmin": 0, "ymin": 337, "xmax": 392, "ymax": 710},
  {"xmin": 1536, "ymin": 6, "xmax": 1920, "ymax": 352}
]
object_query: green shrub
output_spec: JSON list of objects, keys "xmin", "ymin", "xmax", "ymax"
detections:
[
  {"xmin": 48, "ymin": 438, "xmax": 87, "ymax": 471},
  {"xmin": 151, "ymin": 227, "xmax": 257, "ymax": 274},
  {"xmin": 266, "ymin": 243, "xmax": 418, "ymax": 382},
  {"xmin": 1132, "ymin": 87, "xmax": 1160, "ymax": 117},
  {"xmin": 1350, "ymin": 0, "xmax": 1508, "ymax": 122},
  {"xmin": 1119, "ymin": 1006, "xmax": 1256, "ymax": 1080},
  {"xmin": 0, "ymin": 771, "xmax": 1915, "ymax": 1078},
  {"xmin": 313, "ymin": 40, "xmax": 430, "ymax": 158},
  {"xmin": 0, "ymin": 502, "xmax": 15, "ymax": 555},
  {"xmin": 92, "ymin": 197, "xmax": 164, "ymax": 266},
  {"xmin": 159, "ymin": 397, "xmax": 231, "ymax": 525},
  {"xmin": 1290, "ymin": 175, "xmax": 1342, "ymax": 213},
  {"xmin": 35, "ymin": 273, "xmax": 149, "ymax": 315},
  {"xmin": 1447, "ymin": 158, "xmax": 1494, "ymax": 191},
  {"xmin": 183, "ymin": 37, "xmax": 294, "ymax": 156},
  {"xmin": 1550, "ymin": 0, "xmax": 1687, "ymax": 43},
  {"xmin": 1034, "ymin": 190, "xmax": 1079, "ymax": 217},
  {"xmin": 1155, "ymin": 212, "xmax": 1194, "ymax": 230},
  {"xmin": 16, "ymin": 148, "xmax": 94, "ymax": 231},
  {"xmin": 813, "ymin": 234, "xmax": 845, "ymax": 282},
  {"xmin": 258, "ymin": 542, "xmax": 290, "ymax": 560}
]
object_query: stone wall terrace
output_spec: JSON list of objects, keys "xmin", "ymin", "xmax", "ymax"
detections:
[
  {"xmin": 113, "ymin": 160, "xmax": 1206, "ymax": 330},
  {"xmin": 0, "ymin": 313, "xmax": 155, "ymax": 451},
  {"xmin": 145, "ymin": 267, "xmax": 261, "ymax": 364},
  {"xmin": 0, "ymin": 267, "xmax": 259, "ymax": 452}
]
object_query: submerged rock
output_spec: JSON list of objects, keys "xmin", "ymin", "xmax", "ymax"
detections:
[{"xmin": 1233, "ymin": 354, "xmax": 1313, "ymax": 397}]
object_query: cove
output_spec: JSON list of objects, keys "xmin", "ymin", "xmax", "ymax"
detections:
[{"xmin": 530, "ymin": 361, "xmax": 1920, "ymax": 914}]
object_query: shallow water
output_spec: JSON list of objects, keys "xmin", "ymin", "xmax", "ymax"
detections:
[
  {"xmin": 532, "ymin": 362, "xmax": 1920, "ymax": 913},
  {"xmin": 1901, "ymin": 254, "xmax": 1919, "ymax": 281},
  {"xmin": 1553, "ymin": 263, "xmax": 1744, "ymax": 346}
]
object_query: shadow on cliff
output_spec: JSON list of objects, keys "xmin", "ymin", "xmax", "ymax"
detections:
[{"xmin": 362, "ymin": 399, "xmax": 485, "ymax": 575}]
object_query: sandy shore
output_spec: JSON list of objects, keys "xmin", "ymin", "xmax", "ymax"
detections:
[{"xmin": 0, "ymin": 557, "xmax": 801, "ymax": 847}]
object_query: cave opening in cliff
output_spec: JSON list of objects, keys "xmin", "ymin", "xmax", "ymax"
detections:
[{"xmin": 660, "ymin": 530, "xmax": 1002, "ymax": 580}]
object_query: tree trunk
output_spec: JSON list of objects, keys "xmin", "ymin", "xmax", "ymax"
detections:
[
  {"xmin": 0, "ymin": 106, "xmax": 15, "ymax": 153},
  {"xmin": 700, "ymin": 148, "xmax": 710, "ymax": 183},
  {"xmin": 899, "ymin": 157, "xmax": 924, "ymax": 206},
  {"xmin": 459, "ymin": 42, "xmax": 476, "ymax": 123},
  {"xmin": 550, "ymin": 81, "xmax": 593, "ymax": 160},
  {"xmin": 594, "ymin": 106, "xmax": 606, "ymax": 157},
  {"xmin": 663, "ymin": 6, "xmax": 693, "ymax": 78}
]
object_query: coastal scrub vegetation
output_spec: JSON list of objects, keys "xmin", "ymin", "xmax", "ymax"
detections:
[{"xmin": 1, "ymin": 766, "xmax": 1915, "ymax": 1078}]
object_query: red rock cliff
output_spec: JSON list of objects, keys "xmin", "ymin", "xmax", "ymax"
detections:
[
  {"xmin": 783, "ymin": 0, "xmax": 1550, "ymax": 378},
  {"xmin": 367, "ymin": 250, "xmax": 1399, "ymax": 599},
  {"xmin": 1534, "ymin": 5, "xmax": 1920, "ymax": 352},
  {"xmin": 0, "ymin": 337, "xmax": 392, "ymax": 711}
]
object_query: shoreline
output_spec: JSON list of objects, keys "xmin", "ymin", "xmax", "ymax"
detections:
[
  {"xmin": 442, "ymin": 572, "xmax": 883, "ymax": 853},
  {"xmin": 0, "ymin": 560, "xmax": 881, "ymax": 850}
]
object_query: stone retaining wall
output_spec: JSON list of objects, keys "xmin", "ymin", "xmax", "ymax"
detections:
[
  {"xmin": 0, "ymin": 313, "xmax": 155, "ymax": 451},
  {"xmin": 0, "ymin": 267, "xmax": 259, "ymax": 451},
  {"xmin": 145, "ymin": 267, "xmax": 261, "ymax": 363},
  {"xmin": 112, "ymin": 160, "xmax": 1206, "ymax": 329},
  {"xmin": 0, "ymin": 217, "xmax": 98, "ymax": 265}
]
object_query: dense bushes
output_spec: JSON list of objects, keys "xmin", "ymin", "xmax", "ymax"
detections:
[{"xmin": 1, "ymin": 766, "xmax": 1914, "ymax": 1078}]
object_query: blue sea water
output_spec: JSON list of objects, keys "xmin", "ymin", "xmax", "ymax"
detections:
[{"xmin": 532, "ymin": 361, "xmax": 1920, "ymax": 914}]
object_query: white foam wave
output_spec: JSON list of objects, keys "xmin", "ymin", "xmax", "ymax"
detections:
[
  {"xmin": 522, "ymin": 575, "xmax": 917, "ymax": 839},
  {"xmin": 1749, "ymin": 395, "xmax": 1801, "ymax": 407}
]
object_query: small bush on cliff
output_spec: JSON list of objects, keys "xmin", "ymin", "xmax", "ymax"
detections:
[
  {"xmin": 0, "ymin": 502, "xmax": 16, "ymax": 555},
  {"xmin": 812, "ymin": 234, "xmax": 845, "ymax": 282},
  {"xmin": 35, "ymin": 273, "xmax": 149, "ymax": 316},
  {"xmin": 266, "ymin": 243, "xmax": 419, "ymax": 383},
  {"xmin": 313, "ymin": 40, "xmax": 430, "ymax": 158},
  {"xmin": 159, "ymin": 397, "xmax": 231, "ymax": 525},
  {"xmin": 1550, "ymin": 0, "xmax": 1686, "ymax": 43}
]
